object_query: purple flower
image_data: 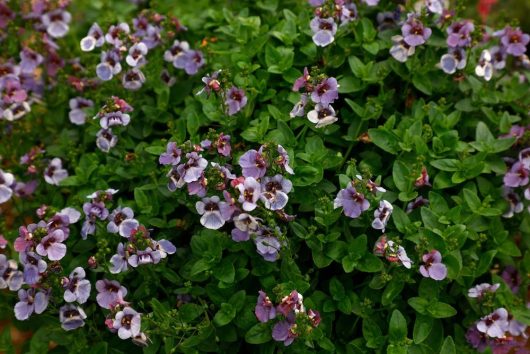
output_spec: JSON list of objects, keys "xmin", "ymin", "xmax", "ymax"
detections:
[
  {"xmin": 255, "ymin": 234, "xmax": 281, "ymax": 262},
  {"xmin": 0, "ymin": 235, "xmax": 7, "ymax": 249},
  {"xmin": 118, "ymin": 218, "xmax": 139, "ymax": 238},
  {"xmin": 107, "ymin": 207, "xmax": 134, "ymax": 233},
  {"xmin": 477, "ymin": 308, "xmax": 509, "ymax": 338},
  {"xmin": 19, "ymin": 252, "xmax": 47, "ymax": 285},
  {"xmin": 81, "ymin": 201, "xmax": 110, "ymax": 239},
  {"xmin": 20, "ymin": 48, "xmax": 43, "ymax": 74},
  {"xmin": 385, "ymin": 240, "xmax": 413, "ymax": 269},
  {"xmin": 260, "ymin": 175, "xmax": 292, "ymax": 210},
  {"xmin": 68, "ymin": 97, "xmax": 93, "ymax": 125},
  {"xmin": 122, "ymin": 68, "xmax": 146, "ymax": 91},
  {"xmin": 490, "ymin": 46, "xmax": 507, "ymax": 70},
  {"xmin": 195, "ymin": 196, "xmax": 232, "ymax": 230},
  {"xmin": 14, "ymin": 288, "xmax": 49, "ymax": 320},
  {"xmin": 59, "ymin": 304, "xmax": 87, "ymax": 331},
  {"xmin": 277, "ymin": 290, "xmax": 304, "ymax": 316},
  {"xmin": 334, "ymin": 185, "xmax": 370, "ymax": 218},
  {"xmin": 292, "ymin": 67, "xmax": 310, "ymax": 92},
  {"xmin": 216, "ymin": 133, "xmax": 231, "ymax": 157},
  {"xmin": 105, "ymin": 23, "xmax": 130, "ymax": 48},
  {"xmin": 96, "ymin": 49, "xmax": 122, "ymax": 81},
  {"xmin": 502, "ymin": 188, "xmax": 524, "ymax": 218},
  {"xmin": 128, "ymin": 248, "xmax": 162, "ymax": 267},
  {"xmin": 63, "ymin": 267, "xmax": 91, "ymax": 304},
  {"xmin": 308, "ymin": 0, "xmax": 324, "ymax": 6},
  {"xmin": 126, "ymin": 42, "xmax": 148, "ymax": 67},
  {"xmin": 0, "ymin": 169, "xmax": 14, "ymax": 203},
  {"xmin": 113, "ymin": 307, "xmax": 141, "ymax": 340},
  {"xmin": 501, "ymin": 266, "xmax": 521, "ymax": 293},
  {"xmin": 225, "ymin": 86, "xmax": 248, "ymax": 116},
  {"xmin": 44, "ymin": 158, "xmax": 68, "ymax": 185},
  {"xmin": 110, "ymin": 243, "xmax": 128, "ymax": 274},
  {"xmin": 0, "ymin": 255, "xmax": 23, "ymax": 291},
  {"xmin": 3, "ymin": 101, "xmax": 31, "ymax": 121},
  {"xmin": 507, "ymin": 314, "xmax": 527, "ymax": 337},
  {"xmin": 163, "ymin": 40, "xmax": 190, "ymax": 63},
  {"xmin": 475, "ymin": 50, "xmax": 493, "ymax": 81},
  {"xmin": 96, "ymin": 279, "xmax": 127, "ymax": 309},
  {"xmin": 96, "ymin": 129, "xmax": 118, "ymax": 152},
  {"xmin": 425, "ymin": 0, "xmax": 444, "ymax": 14},
  {"xmin": 362, "ymin": 0, "xmax": 380, "ymax": 5},
  {"xmin": 80, "ymin": 23, "xmax": 104, "ymax": 52},
  {"xmin": 440, "ymin": 48, "xmax": 467, "ymax": 74},
  {"xmin": 2, "ymin": 78, "xmax": 27, "ymax": 104},
  {"xmin": 197, "ymin": 70, "xmax": 221, "ymax": 96},
  {"xmin": 86, "ymin": 188, "xmax": 119, "ymax": 201},
  {"xmin": 500, "ymin": 27, "xmax": 529, "ymax": 57},
  {"xmin": 311, "ymin": 77, "xmax": 339, "ymax": 106},
  {"xmin": 419, "ymin": 250, "xmax": 447, "ymax": 280},
  {"xmin": 36, "ymin": 229, "xmax": 67, "ymax": 261},
  {"xmin": 310, "ymin": 17, "xmax": 337, "ymax": 47},
  {"xmin": 0, "ymin": 2, "xmax": 14, "ymax": 29},
  {"xmin": 153, "ymin": 239, "xmax": 176, "ymax": 259},
  {"xmin": 504, "ymin": 161, "xmax": 529, "ymax": 187},
  {"xmin": 41, "ymin": 9, "xmax": 71, "ymax": 38},
  {"xmin": 305, "ymin": 103, "xmax": 337, "ymax": 128},
  {"xmin": 174, "ymin": 50, "xmax": 205, "ymax": 75},
  {"xmin": 468, "ymin": 283, "xmax": 500, "ymax": 298},
  {"xmin": 272, "ymin": 320, "xmax": 297, "ymax": 346},
  {"xmin": 290, "ymin": 93, "xmax": 308, "ymax": 118},
  {"xmin": 466, "ymin": 324, "xmax": 489, "ymax": 352},
  {"xmin": 519, "ymin": 147, "xmax": 530, "ymax": 169},
  {"xmin": 99, "ymin": 111, "xmax": 131, "ymax": 129},
  {"xmin": 159, "ymin": 142, "xmax": 182, "ymax": 166},
  {"xmin": 401, "ymin": 14, "xmax": 432, "ymax": 47},
  {"xmin": 177, "ymin": 152, "xmax": 208, "ymax": 184},
  {"xmin": 239, "ymin": 149, "xmax": 268, "ymax": 178},
  {"xmin": 237, "ymin": 177, "xmax": 262, "ymax": 212},
  {"xmin": 371, "ymin": 200, "xmax": 393, "ymax": 232},
  {"xmin": 446, "ymin": 20, "xmax": 474, "ymax": 48},
  {"xmin": 276, "ymin": 145, "xmax": 294, "ymax": 175}
]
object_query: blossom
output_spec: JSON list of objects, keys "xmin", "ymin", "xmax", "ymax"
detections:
[
  {"xmin": 96, "ymin": 129, "xmax": 118, "ymax": 152},
  {"xmin": 290, "ymin": 93, "xmax": 308, "ymax": 118},
  {"xmin": 80, "ymin": 23, "xmax": 104, "ymax": 51},
  {"xmin": 468, "ymin": 283, "xmax": 500, "ymax": 298},
  {"xmin": 19, "ymin": 252, "xmax": 47, "ymax": 285},
  {"xmin": 96, "ymin": 49, "xmax": 122, "ymax": 81},
  {"xmin": 507, "ymin": 315, "xmax": 527, "ymax": 337},
  {"xmin": 255, "ymin": 234, "xmax": 281, "ymax": 262},
  {"xmin": 14, "ymin": 288, "xmax": 49, "ymax": 320},
  {"xmin": 113, "ymin": 307, "xmax": 141, "ymax": 340},
  {"xmin": 292, "ymin": 67, "xmax": 310, "ymax": 92},
  {"xmin": 500, "ymin": 27, "xmax": 529, "ymax": 57},
  {"xmin": 225, "ymin": 86, "xmax": 248, "ymax": 115},
  {"xmin": 159, "ymin": 142, "xmax": 182, "ymax": 166},
  {"xmin": 195, "ymin": 196, "xmax": 232, "ymax": 230},
  {"xmin": 385, "ymin": 240, "xmax": 412, "ymax": 269},
  {"xmin": 401, "ymin": 14, "xmax": 431, "ymax": 47},
  {"xmin": 0, "ymin": 255, "xmax": 23, "ymax": 291},
  {"xmin": 122, "ymin": 68, "xmax": 146, "ymax": 91},
  {"xmin": 419, "ymin": 250, "xmax": 447, "ymax": 280},
  {"xmin": 310, "ymin": 17, "xmax": 337, "ymax": 47},
  {"xmin": 107, "ymin": 207, "xmax": 134, "ymax": 233},
  {"xmin": 425, "ymin": 0, "xmax": 444, "ymax": 14},
  {"xmin": 371, "ymin": 200, "xmax": 393, "ymax": 232},
  {"xmin": 177, "ymin": 152, "xmax": 208, "ymax": 184},
  {"xmin": 260, "ymin": 175, "xmax": 292, "ymax": 210},
  {"xmin": 389, "ymin": 35, "xmax": 416, "ymax": 62},
  {"xmin": 20, "ymin": 48, "xmax": 44, "ymax": 74},
  {"xmin": 81, "ymin": 201, "xmax": 109, "ymax": 238},
  {"xmin": 197, "ymin": 70, "xmax": 221, "ymax": 96},
  {"xmin": 59, "ymin": 304, "xmax": 87, "ymax": 331},
  {"xmin": 255, "ymin": 290, "xmax": 276, "ymax": 323},
  {"xmin": 126, "ymin": 42, "xmax": 148, "ymax": 67},
  {"xmin": 477, "ymin": 308, "xmax": 509, "ymax": 338},
  {"xmin": 128, "ymin": 248, "xmax": 162, "ymax": 267},
  {"xmin": 501, "ymin": 266, "xmax": 521, "ymax": 293},
  {"xmin": 466, "ymin": 324, "xmax": 489, "ymax": 352},
  {"xmin": 110, "ymin": 243, "xmax": 129, "ymax": 274},
  {"xmin": 311, "ymin": 77, "xmax": 339, "ymax": 106},
  {"xmin": 0, "ymin": 169, "xmax": 14, "ymax": 203},
  {"xmin": 239, "ymin": 149, "xmax": 268, "ymax": 178},
  {"xmin": 439, "ymin": 48, "xmax": 467, "ymax": 74},
  {"xmin": 63, "ymin": 267, "xmax": 91, "ymax": 304},
  {"xmin": 163, "ymin": 40, "xmax": 190, "ymax": 63},
  {"xmin": 307, "ymin": 104, "xmax": 338, "ymax": 128},
  {"xmin": 277, "ymin": 291, "xmax": 304, "ymax": 316},
  {"xmin": 0, "ymin": 235, "xmax": 7, "ymax": 249},
  {"xmin": 41, "ymin": 9, "xmax": 71, "ymax": 38},
  {"xmin": 502, "ymin": 188, "xmax": 524, "ymax": 218},
  {"xmin": 446, "ymin": 20, "xmax": 474, "ymax": 48},
  {"xmin": 35, "ymin": 229, "xmax": 66, "ymax": 260},
  {"xmin": 44, "ymin": 158, "xmax": 68, "ymax": 185},
  {"xmin": 237, "ymin": 177, "xmax": 262, "ymax": 212},
  {"xmin": 105, "ymin": 23, "xmax": 130, "ymax": 47},
  {"xmin": 362, "ymin": 0, "xmax": 380, "ymax": 5},
  {"xmin": 272, "ymin": 321, "xmax": 298, "ymax": 346},
  {"xmin": 504, "ymin": 162, "xmax": 529, "ymax": 187},
  {"xmin": 276, "ymin": 145, "xmax": 294, "ymax": 174},
  {"xmin": 475, "ymin": 50, "xmax": 493, "ymax": 81},
  {"xmin": 153, "ymin": 239, "xmax": 176, "ymax": 259},
  {"xmin": 68, "ymin": 97, "xmax": 93, "ymax": 125},
  {"xmin": 118, "ymin": 218, "xmax": 140, "ymax": 238},
  {"xmin": 334, "ymin": 185, "xmax": 370, "ymax": 218},
  {"xmin": 99, "ymin": 111, "xmax": 131, "ymax": 129},
  {"xmin": 174, "ymin": 49, "xmax": 205, "ymax": 75},
  {"xmin": 216, "ymin": 133, "xmax": 231, "ymax": 157},
  {"xmin": 96, "ymin": 279, "xmax": 127, "ymax": 309}
]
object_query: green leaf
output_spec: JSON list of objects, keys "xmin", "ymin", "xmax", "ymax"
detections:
[
  {"xmin": 413, "ymin": 315, "xmax": 433, "ymax": 344},
  {"xmin": 213, "ymin": 303, "xmax": 236, "ymax": 327},
  {"xmin": 382, "ymin": 278, "xmax": 405, "ymax": 306},
  {"xmin": 440, "ymin": 337, "xmax": 456, "ymax": 354},
  {"xmin": 427, "ymin": 302, "xmax": 457, "ymax": 318},
  {"xmin": 412, "ymin": 74, "xmax": 432, "ymax": 95},
  {"xmin": 408, "ymin": 297, "xmax": 429, "ymax": 314},
  {"xmin": 363, "ymin": 318, "xmax": 385, "ymax": 349},
  {"xmin": 368, "ymin": 128, "xmax": 400, "ymax": 154},
  {"xmin": 213, "ymin": 257, "xmax": 236, "ymax": 283},
  {"xmin": 389, "ymin": 309, "xmax": 407, "ymax": 343},
  {"xmin": 245, "ymin": 323, "xmax": 271, "ymax": 344},
  {"xmin": 463, "ymin": 189, "xmax": 481, "ymax": 210}
]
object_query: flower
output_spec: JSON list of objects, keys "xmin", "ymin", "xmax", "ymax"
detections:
[
  {"xmin": 122, "ymin": 68, "xmax": 146, "ymax": 91},
  {"xmin": 20, "ymin": 48, "xmax": 43, "ymax": 74},
  {"xmin": 41, "ymin": 9, "xmax": 71, "ymax": 38},
  {"xmin": 239, "ymin": 149, "xmax": 268, "ymax": 178},
  {"xmin": 126, "ymin": 42, "xmax": 148, "ymax": 67},
  {"xmin": 19, "ymin": 252, "xmax": 47, "ymax": 285},
  {"xmin": 197, "ymin": 70, "xmax": 221, "ymax": 96},
  {"xmin": 14, "ymin": 288, "xmax": 49, "ymax": 320},
  {"xmin": 503, "ymin": 161, "xmax": 529, "ymax": 187},
  {"xmin": 0, "ymin": 255, "xmax": 23, "ymax": 291},
  {"xmin": 501, "ymin": 266, "xmax": 521, "ymax": 293},
  {"xmin": 362, "ymin": 0, "xmax": 380, "ymax": 5},
  {"xmin": 81, "ymin": 201, "xmax": 110, "ymax": 239},
  {"xmin": 80, "ymin": 23, "xmax": 104, "ymax": 51},
  {"xmin": 105, "ymin": 23, "xmax": 130, "ymax": 47},
  {"xmin": 128, "ymin": 248, "xmax": 162, "ymax": 267},
  {"xmin": 195, "ymin": 196, "xmax": 232, "ymax": 230},
  {"xmin": 96, "ymin": 49, "xmax": 123, "ymax": 81},
  {"xmin": 163, "ymin": 40, "xmax": 190, "ymax": 63},
  {"xmin": 110, "ymin": 243, "xmax": 129, "ymax": 274},
  {"xmin": 468, "ymin": 283, "xmax": 500, "ymax": 298},
  {"xmin": 59, "ymin": 304, "xmax": 87, "ymax": 331},
  {"xmin": 118, "ymin": 218, "xmax": 140, "ymax": 238},
  {"xmin": 466, "ymin": 323, "xmax": 489, "ymax": 352},
  {"xmin": 174, "ymin": 49, "xmax": 205, "ymax": 75},
  {"xmin": 401, "ymin": 14, "xmax": 431, "ymax": 47},
  {"xmin": 290, "ymin": 93, "xmax": 308, "ymax": 118},
  {"xmin": 63, "ymin": 267, "xmax": 91, "ymax": 304},
  {"xmin": 36, "ymin": 229, "xmax": 67, "ymax": 261},
  {"xmin": 307, "ymin": 104, "xmax": 338, "ymax": 128},
  {"xmin": 311, "ymin": 77, "xmax": 339, "ymax": 106},
  {"xmin": 107, "ymin": 207, "xmax": 134, "ymax": 233},
  {"xmin": 477, "ymin": 308, "xmax": 509, "ymax": 338},
  {"xmin": 255, "ymin": 234, "xmax": 281, "ymax": 262},
  {"xmin": 500, "ymin": 27, "xmax": 529, "ymax": 57},
  {"xmin": 425, "ymin": 0, "xmax": 444, "ymax": 14},
  {"xmin": 237, "ymin": 177, "xmax": 262, "ymax": 212},
  {"xmin": 334, "ymin": 185, "xmax": 370, "ymax": 218},
  {"xmin": 475, "ymin": 50, "xmax": 493, "ymax": 81},
  {"xmin": 446, "ymin": 20, "xmax": 474, "ymax": 48},
  {"xmin": 310, "ymin": 17, "xmax": 337, "ymax": 47},
  {"xmin": 260, "ymin": 175, "xmax": 292, "ymax": 210},
  {"xmin": 292, "ymin": 67, "xmax": 310, "ymax": 92},
  {"xmin": 96, "ymin": 129, "xmax": 118, "ymax": 153},
  {"xmin": 371, "ymin": 200, "xmax": 393, "ymax": 232},
  {"xmin": 502, "ymin": 188, "xmax": 524, "ymax": 218},
  {"xmin": 276, "ymin": 145, "xmax": 294, "ymax": 174},
  {"xmin": 255, "ymin": 290, "xmax": 276, "ymax": 323},
  {"xmin": 385, "ymin": 240, "xmax": 412, "ymax": 269},
  {"xmin": 277, "ymin": 290, "xmax": 304, "ymax": 316},
  {"xmin": 439, "ymin": 48, "xmax": 467, "ymax": 74},
  {"xmin": 96, "ymin": 279, "xmax": 128, "ymax": 309},
  {"xmin": 419, "ymin": 250, "xmax": 447, "ymax": 280},
  {"xmin": 0, "ymin": 169, "xmax": 14, "ymax": 203},
  {"xmin": 177, "ymin": 152, "xmax": 208, "ymax": 184},
  {"xmin": 225, "ymin": 86, "xmax": 248, "ymax": 115},
  {"xmin": 272, "ymin": 320, "xmax": 298, "ymax": 346},
  {"xmin": 99, "ymin": 111, "xmax": 131, "ymax": 129},
  {"xmin": 113, "ymin": 307, "xmax": 141, "ymax": 340},
  {"xmin": 68, "ymin": 97, "xmax": 93, "ymax": 125},
  {"xmin": 216, "ymin": 133, "xmax": 231, "ymax": 157},
  {"xmin": 44, "ymin": 158, "xmax": 68, "ymax": 185}
]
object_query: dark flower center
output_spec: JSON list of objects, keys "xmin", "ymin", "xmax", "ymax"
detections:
[
  {"xmin": 266, "ymin": 181, "xmax": 282, "ymax": 192},
  {"xmin": 318, "ymin": 108, "xmax": 332, "ymax": 119},
  {"xmin": 205, "ymin": 202, "xmax": 219, "ymax": 212}
]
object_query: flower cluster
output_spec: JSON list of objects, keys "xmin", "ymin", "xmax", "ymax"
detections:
[
  {"xmin": 333, "ymin": 176, "xmax": 384, "ymax": 220},
  {"xmin": 291, "ymin": 67, "xmax": 339, "ymax": 128},
  {"xmin": 160, "ymin": 137, "xmax": 294, "ymax": 262},
  {"xmin": 163, "ymin": 39, "xmax": 205, "ymax": 75},
  {"xmin": 373, "ymin": 235, "xmax": 412, "ymax": 269},
  {"xmin": 89, "ymin": 96, "xmax": 133, "ymax": 152},
  {"xmin": 307, "ymin": 0, "xmax": 359, "ymax": 47},
  {"xmin": 197, "ymin": 70, "xmax": 248, "ymax": 116},
  {"xmin": 255, "ymin": 290, "xmax": 320, "ymax": 346}
]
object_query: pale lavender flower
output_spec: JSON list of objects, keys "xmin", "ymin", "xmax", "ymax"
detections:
[
  {"xmin": 504, "ymin": 161, "xmax": 529, "ymax": 187},
  {"xmin": 276, "ymin": 145, "xmax": 294, "ymax": 175},
  {"xmin": 225, "ymin": 86, "xmax": 248, "ymax": 116},
  {"xmin": 14, "ymin": 288, "xmax": 49, "ymax": 320},
  {"xmin": 195, "ymin": 196, "xmax": 232, "ymax": 230},
  {"xmin": 19, "ymin": 252, "xmax": 46, "ymax": 285},
  {"xmin": 196, "ymin": 70, "xmax": 221, "ymax": 96},
  {"xmin": 0, "ymin": 255, "xmax": 23, "ymax": 291},
  {"xmin": 440, "ymin": 48, "xmax": 467, "ymax": 74},
  {"xmin": 310, "ymin": 17, "xmax": 337, "ymax": 47},
  {"xmin": 334, "ymin": 185, "xmax": 370, "ymax": 218},
  {"xmin": 110, "ymin": 243, "xmax": 128, "ymax": 274},
  {"xmin": 425, "ymin": 0, "xmax": 444, "ymax": 14},
  {"xmin": 419, "ymin": 250, "xmax": 447, "ymax": 280},
  {"xmin": 118, "ymin": 218, "xmax": 139, "ymax": 238},
  {"xmin": 63, "ymin": 267, "xmax": 91, "ymax": 304},
  {"xmin": 260, "ymin": 175, "xmax": 292, "ymax": 210},
  {"xmin": 362, "ymin": 0, "xmax": 380, "ymax": 5},
  {"xmin": 500, "ymin": 27, "xmax": 529, "ymax": 57},
  {"xmin": 59, "ymin": 304, "xmax": 87, "ymax": 331},
  {"xmin": 502, "ymin": 188, "xmax": 524, "ymax": 218},
  {"xmin": 372, "ymin": 200, "xmax": 393, "ymax": 232},
  {"xmin": 159, "ymin": 142, "xmax": 182, "ymax": 166},
  {"xmin": 153, "ymin": 239, "xmax": 176, "ymax": 259},
  {"xmin": 477, "ymin": 308, "xmax": 509, "ymax": 338},
  {"xmin": 122, "ymin": 68, "xmax": 146, "ymax": 90},
  {"xmin": 163, "ymin": 40, "xmax": 190, "ymax": 63},
  {"xmin": 307, "ymin": 104, "xmax": 338, "ymax": 128},
  {"xmin": 401, "ymin": 14, "xmax": 432, "ymax": 47},
  {"xmin": 290, "ymin": 93, "xmax": 308, "ymax": 118},
  {"xmin": 0, "ymin": 169, "xmax": 14, "ymax": 203},
  {"xmin": 105, "ymin": 23, "xmax": 130, "ymax": 48},
  {"xmin": 174, "ymin": 50, "xmax": 205, "ymax": 75},
  {"xmin": 272, "ymin": 320, "xmax": 297, "ymax": 346},
  {"xmin": 2, "ymin": 101, "xmax": 31, "ymax": 121},
  {"xmin": 237, "ymin": 177, "xmax": 262, "ymax": 212},
  {"xmin": 446, "ymin": 20, "xmax": 474, "ymax": 48},
  {"xmin": 81, "ymin": 201, "xmax": 110, "ymax": 239},
  {"xmin": 44, "ymin": 158, "xmax": 68, "ymax": 185},
  {"xmin": 113, "ymin": 307, "xmax": 141, "ymax": 340},
  {"xmin": 177, "ymin": 152, "xmax": 208, "ymax": 183},
  {"xmin": 107, "ymin": 207, "xmax": 134, "ymax": 233},
  {"xmin": 490, "ymin": 46, "xmax": 507, "ymax": 70},
  {"xmin": 99, "ymin": 111, "xmax": 131, "ymax": 129},
  {"xmin": 36, "ymin": 229, "xmax": 66, "ymax": 260},
  {"xmin": 239, "ymin": 149, "xmax": 267, "ymax": 178},
  {"xmin": 86, "ymin": 188, "xmax": 119, "ymax": 201},
  {"xmin": 507, "ymin": 315, "xmax": 527, "ymax": 337},
  {"xmin": 475, "ymin": 50, "xmax": 493, "ymax": 81},
  {"xmin": 255, "ymin": 291, "xmax": 277, "ymax": 323},
  {"xmin": 468, "ymin": 283, "xmax": 500, "ymax": 298},
  {"xmin": 292, "ymin": 67, "xmax": 310, "ymax": 92},
  {"xmin": 96, "ymin": 129, "xmax": 118, "ymax": 152},
  {"xmin": 501, "ymin": 266, "xmax": 521, "ymax": 294},
  {"xmin": 128, "ymin": 248, "xmax": 161, "ymax": 267},
  {"xmin": 308, "ymin": 0, "xmax": 324, "ymax": 6},
  {"xmin": 216, "ymin": 133, "xmax": 231, "ymax": 157},
  {"xmin": 96, "ymin": 279, "xmax": 127, "ymax": 309},
  {"xmin": 68, "ymin": 97, "xmax": 93, "ymax": 125},
  {"xmin": 466, "ymin": 324, "xmax": 489, "ymax": 352},
  {"xmin": 80, "ymin": 23, "xmax": 104, "ymax": 52},
  {"xmin": 96, "ymin": 49, "xmax": 122, "ymax": 81},
  {"xmin": 255, "ymin": 235, "xmax": 281, "ymax": 262},
  {"xmin": 233, "ymin": 213, "xmax": 260, "ymax": 234},
  {"xmin": 20, "ymin": 48, "xmax": 43, "ymax": 74},
  {"xmin": 126, "ymin": 42, "xmax": 148, "ymax": 67},
  {"xmin": 41, "ymin": 9, "xmax": 71, "ymax": 38},
  {"xmin": 311, "ymin": 77, "xmax": 339, "ymax": 106},
  {"xmin": 519, "ymin": 148, "xmax": 530, "ymax": 169}
]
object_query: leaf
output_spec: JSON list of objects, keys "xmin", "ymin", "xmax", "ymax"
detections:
[
  {"xmin": 408, "ymin": 297, "xmax": 429, "ymax": 314},
  {"xmin": 382, "ymin": 278, "xmax": 405, "ymax": 306},
  {"xmin": 427, "ymin": 302, "xmax": 457, "ymax": 318},
  {"xmin": 413, "ymin": 315, "xmax": 433, "ymax": 344},
  {"xmin": 475, "ymin": 122, "xmax": 494, "ymax": 143},
  {"xmin": 463, "ymin": 189, "xmax": 481, "ymax": 210},
  {"xmin": 440, "ymin": 337, "xmax": 456, "ymax": 354},
  {"xmin": 368, "ymin": 128, "xmax": 400, "ymax": 154},
  {"xmin": 389, "ymin": 309, "xmax": 407, "ymax": 342},
  {"xmin": 363, "ymin": 318, "xmax": 385, "ymax": 349},
  {"xmin": 412, "ymin": 74, "xmax": 432, "ymax": 95},
  {"xmin": 245, "ymin": 323, "xmax": 271, "ymax": 344},
  {"xmin": 213, "ymin": 303, "xmax": 236, "ymax": 327}
]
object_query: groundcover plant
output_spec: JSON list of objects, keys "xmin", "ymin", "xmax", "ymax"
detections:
[{"xmin": 1, "ymin": 0, "xmax": 530, "ymax": 353}]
